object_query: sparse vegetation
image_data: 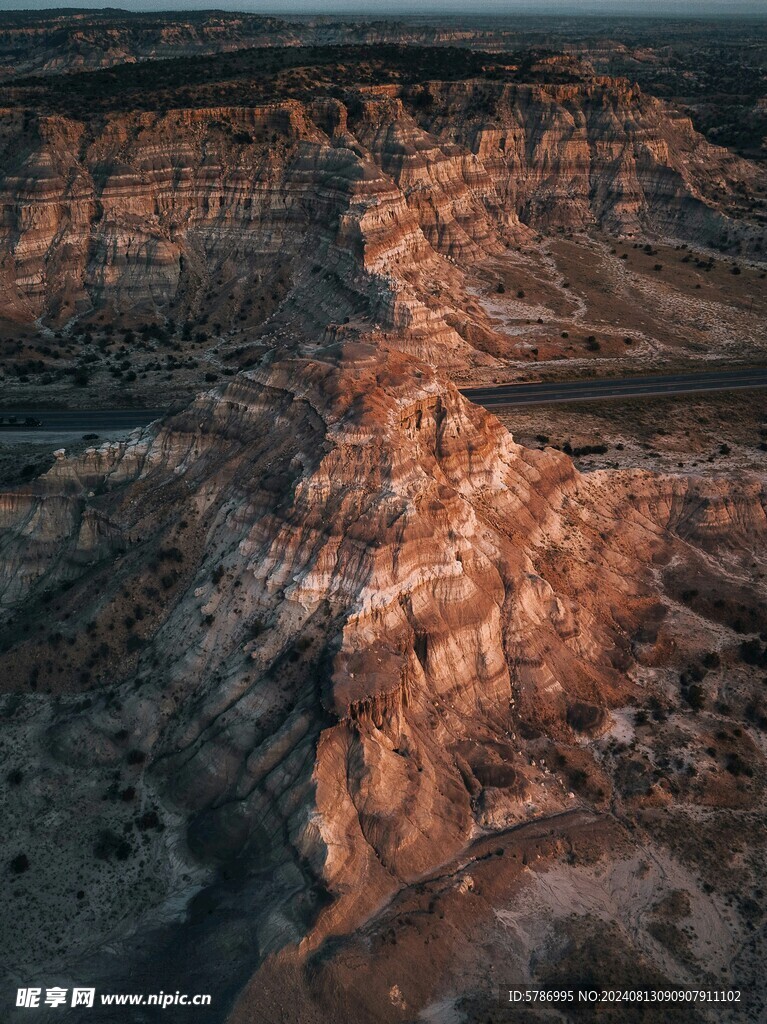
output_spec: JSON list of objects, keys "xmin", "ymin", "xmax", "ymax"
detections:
[{"xmin": 9, "ymin": 853, "xmax": 30, "ymax": 874}]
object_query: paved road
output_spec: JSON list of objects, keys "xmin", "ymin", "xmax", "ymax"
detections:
[
  {"xmin": 2, "ymin": 367, "xmax": 766, "ymax": 440},
  {"xmin": 0, "ymin": 408, "xmax": 166, "ymax": 431},
  {"xmin": 460, "ymin": 368, "xmax": 767, "ymax": 407},
  {"xmin": 0, "ymin": 408, "xmax": 166, "ymax": 445}
]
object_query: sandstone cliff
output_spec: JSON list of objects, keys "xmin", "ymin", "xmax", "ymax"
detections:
[
  {"xmin": 0, "ymin": 78, "xmax": 761, "ymax": 354},
  {"xmin": 0, "ymin": 13, "xmax": 519, "ymax": 79},
  {"xmin": 1, "ymin": 344, "xmax": 764, "ymax": 1013},
  {"xmin": 1, "ymin": 36, "xmax": 766, "ymax": 1024}
]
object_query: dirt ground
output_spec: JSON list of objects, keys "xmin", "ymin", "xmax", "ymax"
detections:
[
  {"xmin": 496, "ymin": 390, "xmax": 767, "ymax": 476},
  {"xmin": 456, "ymin": 231, "xmax": 767, "ymax": 386}
]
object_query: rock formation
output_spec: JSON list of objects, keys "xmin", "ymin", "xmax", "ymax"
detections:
[
  {"xmin": 1, "ymin": 341, "xmax": 765, "ymax": 1019},
  {"xmin": 0, "ymin": 12, "xmax": 519, "ymax": 79},
  {"xmin": 1, "ymin": 35, "xmax": 766, "ymax": 1024},
  {"xmin": 0, "ymin": 77, "xmax": 761, "ymax": 346}
]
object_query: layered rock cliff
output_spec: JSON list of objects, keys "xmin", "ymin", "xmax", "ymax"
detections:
[
  {"xmin": 1, "ymin": 343, "xmax": 765, "ymax": 1017},
  {"xmin": 1, "ymin": 34, "xmax": 766, "ymax": 1024},
  {"xmin": 0, "ymin": 13, "xmax": 519, "ymax": 79},
  {"xmin": 1, "ymin": 76, "xmax": 761, "ymax": 351}
]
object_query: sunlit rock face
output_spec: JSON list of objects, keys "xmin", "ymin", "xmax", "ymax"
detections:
[
  {"xmin": 1, "ymin": 342, "xmax": 764, "ymax": 990},
  {"xmin": 0, "ymin": 77, "xmax": 759, "ymax": 335},
  {"xmin": 1, "ymin": 47, "xmax": 766, "ymax": 1024}
]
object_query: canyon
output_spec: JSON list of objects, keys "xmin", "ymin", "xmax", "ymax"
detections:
[
  {"xmin": 3, "ymin": 344, "xmax": 766, "ymax": 1022},
  {"xmin": 2, "ymin": 11, "xmax": 764, "ymax": 163},
  {"xmin": 0, "ymin": 58, "xmax": 764, "ymax": 415},
  {"xmin": 1, "ymin": 21, "xmax": 766, "ymax": 1024}
]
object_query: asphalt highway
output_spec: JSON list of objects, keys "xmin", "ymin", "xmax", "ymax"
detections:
[
  {"xmin": 2, "ymin": 368, "xmax": 766, "ymax": 440},
  {"xmin": 0, "ymin": 408, "xmax": 166, "ymax": 431},
  {"xmin": 460, "ymin": 367, "xmax": 767, "ymax": 407},
  {"xmin": 0, "ymin": 408, "xmax": 166, "ymax": 444}
]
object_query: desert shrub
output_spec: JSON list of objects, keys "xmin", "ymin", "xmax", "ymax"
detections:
[
  {"xmin": 741, "ymin": 640, "xmax": 767, "ymax": 667},
  {"xmin": 569, "ymin": 443, "xmax": 608, "ymax": 457},
  {"xmin": 136, "ymin": 810, "xmax": 161, "ymax": 831},
  {"xmin": 683, "ymin": 684, "xmax": 705, "ymax": 711},
  {"xmin": 94, "ymin": 830, "xmax": 132, "ymax": 861},
  {"xmin": 10, "ymin": 853, "xmax": 29, "ymax": 873},
  {"xmin": 725, "ymin": 752, "xmax": 753, "ymax": 777},
  {"xmin": 158, "ymin": 546, "xmax": 184, "ymax": 563}
]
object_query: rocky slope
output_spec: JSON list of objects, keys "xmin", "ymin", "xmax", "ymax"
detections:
[
  {"xmin": 1, "ymin": 40, "xmax": 766, "ymax": 1024},
  {"xmin": 1, "ymin": 342, "xmax": 766, "ymax": 1020},
  {"xmin": 3, "ymin": 12, "xmax": 763, "ymax": 165},
  {"xmin": 0, "ymin": 76, "xmax": 762, "ymax": 361},
  {"xmin": 0, "ymin": 12, "xmax": 526, "ymax": 80}
]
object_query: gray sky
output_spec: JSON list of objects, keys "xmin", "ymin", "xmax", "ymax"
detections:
[{"xmin": 0, "ymin": 0, "xmax": 764, "ymax": 14}]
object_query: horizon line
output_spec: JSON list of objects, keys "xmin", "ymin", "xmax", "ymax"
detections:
[{"xmin": 1, "ymin": 3, "xmax": 766, "ymax": 17}]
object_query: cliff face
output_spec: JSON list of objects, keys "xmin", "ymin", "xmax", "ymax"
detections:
[
  {"xmin": 0, "ymin": 79, "xmax": 760, "ymax": 343},
  {"xmin": 0, "ymin": 14, "xmax": 518, "ymax": 79},
  {"xmin": 1, "ymin": 344, "xmax": 764, "ymax": 987},
  {"xmin": 0, "ymin": 15, "xmax": 296, "ymax": 77},
  {"xmin": 2, "ymin": 36, "xmax": 766, "ymax": 1022}
]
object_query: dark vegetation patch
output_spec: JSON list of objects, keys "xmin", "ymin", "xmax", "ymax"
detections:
[
  {"xmin": 668, "ymin": 572, "xmax": 767, "ymax": 636},
  {"xmin": 4, "ymin": 45, "xmax": 572, "ymax": 119},
  {"xmin": 566, "ymin": 701, "xmax": 606, "ymax": 735}
]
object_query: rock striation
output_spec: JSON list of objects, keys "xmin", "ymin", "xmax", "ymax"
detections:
[
  {"xmin": 0, "ymin": 78, "xmax": 761, "ymax": 346},
  {"xmin": 1, "ymin": 343, "xmax": 764, "ymax": 999},
  {"xmin": 1, "ymin": 38, "xmax": 766, "ymax": 1024},
  {"xmin": 0, "ymin": 13, "xmax": 522, "ymax": 79}
]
